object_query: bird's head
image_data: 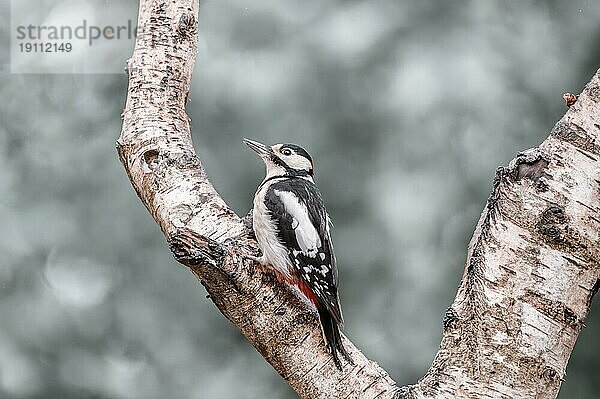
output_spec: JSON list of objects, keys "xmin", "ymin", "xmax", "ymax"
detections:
[{"xmin": 244, "ymin": 138, "xmax": 314, "ymax": 179}]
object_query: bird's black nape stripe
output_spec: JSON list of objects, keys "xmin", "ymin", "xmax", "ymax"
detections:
[
  {"xmin": 269, "ymin": 152, "xmax": 314, "ymax": 177},
  {"xmin": 269, "ymin": 152, "xmax": 288, "ymax": 168}
]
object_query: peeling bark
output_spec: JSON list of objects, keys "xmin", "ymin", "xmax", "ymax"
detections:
[
  {"xmin": 117, "ymin": 1, "xmax": 600, "ymax": 398},
  {"xmin": 411, "ymin": 81, "xmax": 600, "ymax": 399}
]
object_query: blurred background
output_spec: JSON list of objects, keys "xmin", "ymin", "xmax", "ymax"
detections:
[{"xmin": 1, "ymin": 0, "xmax": 599, "ymax": 398}]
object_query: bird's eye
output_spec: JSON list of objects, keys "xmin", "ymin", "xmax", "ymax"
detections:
[{"xmin": 282, "ymin": 148, "xmax": 292, "ymax": 156}]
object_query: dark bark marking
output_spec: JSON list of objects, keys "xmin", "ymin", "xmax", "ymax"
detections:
[
  {"xmin": 517, "ymin": 356, "xmax": 562, "ymax": 389},
  {"xmin": 535, "ymin": 179, "xmax": 549, "ymax": 192},
  {"xmin": 147, "ymin": 2, "xmax": 172, "ymax": 48},
  {"xmin": 588, "ymin": 279, "xmax": 600, "ymax": 308},
  {"xmin": 586, "ymin": 83, "xmax": 600, "ymax": 102},
  {"xmin": 576, "ymin": 148, "xmax": 599, "ymax": 162},
  {"xmin": 551, "ymin": 120, "xmax": 600, "ymax": 155},
  {"xmin": 274, "ymin": 306, "xmax": 286, "ymax": 316},
  {"xmin": 394, "ymin": 385, "xmax": 418, "ymax": 399},
  {"xmin": 537, "ymin": 206, "xmax": 567, "ymax": 245},
  {"xmin": 516, "ymin": 159, "xmax": 549, "ymax": 181},
  {"xmin": 261, "ymin": 269, "xmax": 278, "ymax": 286},
  {"xmin": 160, "ymin": 74, "xmax": 169, "ymax": 90},
  {"xmin": 540, "ymin": 206, "xmax": 567, "ymax": 225},
  {"xmin": 508, "ymin": 148, "xmax": 550, "ymax": 183},
  {"xmin": 143, "ymin": 149, "xmax": 160, "ymax": 170},
  {"xmin": 522, "ymin": 290, "xmax": 582, "ymax": 329},
  {"xmin": 177, "ymin": 12, "xmax": 197, "ymax": 39},
  {"xmin": 168, "ymin": 228, "xmax": 226, "ymax": 267},
  {"xmin": 443, "ymin": 307, "xmax": 458, "ymax": 331},
  {"xmin": 196, "ymin": 192, "xmax": 211, "ymax": 204},
  {"xmin": 165, "ymin": 151, "xmax": 201, "ymax": 169},
  {"xmin": 243, "ymin": 212, "xmax": 255, "ymax": 239},
  {"xmin": 541, "ymin": 365, "xmax": 562, "ymax": 386},
  {"xmin": 487, "ymin": 166, "xmax": 507, "ymax": 222}
]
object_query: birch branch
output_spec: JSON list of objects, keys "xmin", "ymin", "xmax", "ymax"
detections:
[{"xmin": 117, "ymin": 1, "xmax": 600, "ymax": 398}]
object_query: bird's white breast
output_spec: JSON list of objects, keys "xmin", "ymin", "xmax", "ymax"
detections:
[{"xmin": 253, "ymin": 180, "xmax": 294, "ymax": 279}]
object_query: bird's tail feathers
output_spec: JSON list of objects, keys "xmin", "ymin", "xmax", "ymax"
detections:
[{"xmin": 318, "ymin": 308, "xmax": 354, "ymax": 370}]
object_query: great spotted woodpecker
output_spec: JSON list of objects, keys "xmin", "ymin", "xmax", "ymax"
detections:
[{"xmin": 244, "ymin": 138, "xmax": 353, "ymax": 370}]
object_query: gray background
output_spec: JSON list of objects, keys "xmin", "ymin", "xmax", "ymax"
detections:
[{"xmin": 1, "ymin": 0, "xmax": 599, "ymax": 398}]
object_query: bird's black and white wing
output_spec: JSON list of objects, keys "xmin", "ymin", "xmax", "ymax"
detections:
[{"xmin": 263, "ymin": 178, "xmax": 343, "ymax": 324}]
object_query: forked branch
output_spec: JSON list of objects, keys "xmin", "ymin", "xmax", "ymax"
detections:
[{"xmin": 118, "ymin": 1, "xmax": 600, "ymax": 398}]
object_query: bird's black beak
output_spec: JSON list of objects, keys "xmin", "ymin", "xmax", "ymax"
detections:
[{"xmin": 243, "ymin": 138, "xmax": 271, "ymax": 158}]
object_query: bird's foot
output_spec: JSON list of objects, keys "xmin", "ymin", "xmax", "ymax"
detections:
[
  {"xmin": 242, "ymin": 210, "xmax": 255, "ymax": 238},
  {"xmin": 243, "ymin": 254, "xmax": 262, "ymax": 263},
  {"xmin": 239, "ymin": 251, "xmax": 264, "ymax": 276}
]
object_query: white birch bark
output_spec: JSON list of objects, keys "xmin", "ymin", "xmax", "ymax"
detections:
[{"xmin": 117, "ymin": 1, "xmax": 600, "ymax": 398}]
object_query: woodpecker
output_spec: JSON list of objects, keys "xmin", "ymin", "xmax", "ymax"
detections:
[{"xmin": 244, "ymin": 138, "xmax": 353, "ymax": 370}]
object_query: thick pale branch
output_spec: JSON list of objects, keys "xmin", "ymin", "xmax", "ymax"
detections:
[
  {"xmin": 117, "ymin": 1, "xmax": 600, "ymax": 398},
  {"xmin": 412, "ymin": 77, "xmax": 600, "ymax": 398}
]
